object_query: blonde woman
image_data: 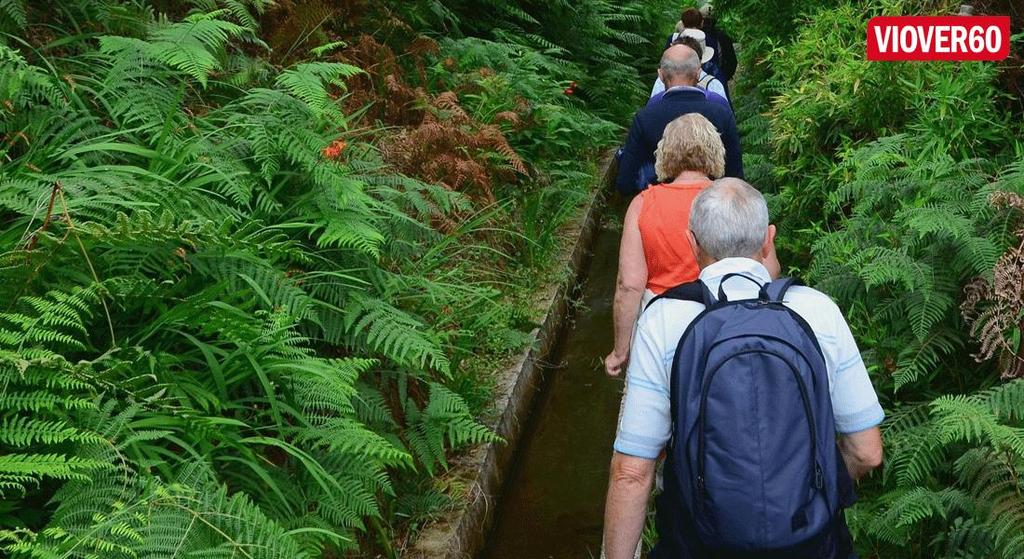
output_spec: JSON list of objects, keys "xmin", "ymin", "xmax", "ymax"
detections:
[{"xmin": 604, "ymin": 114, "xmax": 779, "ymax": 376}]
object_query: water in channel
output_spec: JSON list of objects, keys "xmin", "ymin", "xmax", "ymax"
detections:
[{"xmin": 481, "ymin": 207, "xmax": 627, "ymax": 559}]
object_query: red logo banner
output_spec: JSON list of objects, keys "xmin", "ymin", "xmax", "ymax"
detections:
[{"xmin": 867, "ymin": 16, "xmax": 1011, "ymax": 61}]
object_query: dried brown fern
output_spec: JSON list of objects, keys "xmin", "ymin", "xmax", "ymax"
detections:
[
  {"xmin": 341, "ymin": 36, "xmax": 421, "ymax": 124},
  {"xmin": 962, "ymin": 192, "xmax": 1024, "ymax": 379},
  {"xmin": 408, "ymin": 36, "xmax": 440, "ymax": 84},
  {"xmin": 379, "ymin": 90, "xmax": 527, "ymax": 204},
  {"xmin": 493, "ymin": 111, "xmax": 522, "ymax": 126}
]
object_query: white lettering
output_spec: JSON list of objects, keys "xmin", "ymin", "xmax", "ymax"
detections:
[
  {"xmin": 951, "ymin": 26, "xmax": 967, "ymax": 52},
  {"xmin": 900, "ymin": 26, "xmax": 918, "ymax": 52},
  {"xmin": 874, "ymin": 25, "xmax": 892, "ymax": 52},
  {"xmin": 870, "ymin": 21, "xmax": 1005, "ymax": 59},
  {"xmin": 918, "ymin": 25, "xmax": 934, "ymax": 52},
  {"xmin": 934, "ymin": 26, "xmax": 950, "ymax": 52},
  {"xmin": 986, "ymin": 25, "xmax": 1001, "ymax": 53},
  {"xmin": 969, "ymin": 26, "xmax": 985, "ymax": 51}
]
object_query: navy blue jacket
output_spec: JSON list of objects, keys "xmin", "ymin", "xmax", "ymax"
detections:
[{"xmin": 615, "ymin": 88, "xmax": 743, "ymax": 196}]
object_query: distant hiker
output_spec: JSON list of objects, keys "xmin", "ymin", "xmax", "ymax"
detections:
[
  {"xmin": 616, "ymin": 45, "xmax": 742, "ymax": 196},
  {"xmin": 605, "ymin": 114, "xmax": 772, "ymax": 377},
  {"xmin": 602, "ymin": 178, "xmax": 885, "ymax": 559},
  {"xmin": 700, "ymin": 3, "xmax": 737, "ymax": 78},
  {"xmin": 663, "ymin": 7, "xmax": 705, "ymax": 49},
  {"xmin": 701, "ymin": 3, "xmax": 737, "ymax": 98},
  {"xmin": 664, "ymin": 8, "xmax": 727, "ymax": 90},
  {"xmin": 650, "ymin": 31, "xmax": 729, "ymax": 105}
]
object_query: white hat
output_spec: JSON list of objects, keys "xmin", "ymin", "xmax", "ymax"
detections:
[{"xmin": 678, "ymin": 28, "xmax": 715, "ymax": 64}]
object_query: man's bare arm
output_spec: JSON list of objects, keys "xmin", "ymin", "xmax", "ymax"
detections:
[
  {"xmin": 603, "ymin": 452, "xmax": 655, "ymax": 559},
  {"xmin": 839, "ymin": 426, "xmax": 883, "ymax": 480}
]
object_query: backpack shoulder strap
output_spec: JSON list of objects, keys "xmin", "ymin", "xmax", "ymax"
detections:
[
  {"xmin": 697, "ymin": 73, "xmax": 714, "ymax": 88},
  {"xmin": 644, "ymin": 280, "xmax": 715, "ymax": 312},
  {"xmin": 764, "ymin": 277, "xmax": 803, "ymax": 303}
]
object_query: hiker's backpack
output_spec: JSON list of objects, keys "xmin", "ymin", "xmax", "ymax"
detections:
[
  {"xmin": 650, "ymin": 276, "xmax": 850, "ymax": 557},
  {"xmin": 611, "ymin": 149, "xmax": 657, "ymax": 195},
  {"xmin": 697, "ymin": 68, "xmax": 727, "ymax": 98},
  {"xmin": 704, "ymin": 28, "xmax": 721, "ymax": 67},
  {"xmin": 637, "ymin": 161, "xmax": 658, "ymax": 191}
]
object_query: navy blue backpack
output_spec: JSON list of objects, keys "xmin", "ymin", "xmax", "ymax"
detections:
[
  {"xmin": 648, "ymin": 276, "xmax": 854, "ymax": 558},
  {"xmin": 704, "ymin": 30, "xmax": 723, "ymax": 78}
]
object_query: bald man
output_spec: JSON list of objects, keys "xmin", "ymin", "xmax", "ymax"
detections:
[{"xmin": 615, "ymin": 45, "xmax": 742, "ymax": 196}]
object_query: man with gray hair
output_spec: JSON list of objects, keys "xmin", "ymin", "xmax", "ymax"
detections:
[
  {"xmin": 615, "ymin": 45, "xmax": 742, "ymax": 196},
  {"xmin": 603, "ymin": 178, "xmax": 884, "ymax": 558}
]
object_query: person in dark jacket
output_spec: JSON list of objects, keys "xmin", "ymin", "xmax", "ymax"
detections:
[
  {"xmin": 701, "ymin": 4, "xmax": 737, "ymax": 95},
  {"xmin": 615, "ymin": 45, "xmax": 742, "ymax": 197}
]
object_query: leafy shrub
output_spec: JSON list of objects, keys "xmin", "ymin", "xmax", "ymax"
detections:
[
  {"xmin": 729, "ymin": 0, "xmax": 1024, "ymax": 556},
  {"xmin": 0, "ymin": 0, "xmax": 672, "ymax": 555}
]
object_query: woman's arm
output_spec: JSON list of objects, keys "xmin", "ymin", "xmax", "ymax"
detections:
[{"xmin": 605, "ymin": 197, "xmax": 648, "ymax": 377}]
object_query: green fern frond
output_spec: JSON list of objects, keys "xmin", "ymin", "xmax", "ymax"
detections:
[
  {"xmin": 275, "ymin": 62, "xmax": 362, "ymax": 120},
  {"xmin": 342, "ymin": 295, "xmax": 450, "ymax": 374},
  {"xmin": 314, "ymin": 210, "xmax": 386, "ymax": 258},
  {"xmin": 983, "ymin": 380, "xmax": 1024, "ymax": 422},
  {"xmin": 0, "ymin": 417, "xmax": 104, "ymax": 446},
  {"xmin": 100, "ymin": 13, "xmax": 245, "ymax": 86},
  {"xmin": 893, "ymin": 328, "xmax": 964, "ymax": 390},
  {"xmin": 402, "ymin": 383, "xmax": 498, "ymax": 474},
  {"xmin": 0, "ymin": 454, "xmax": 108, "ymax": 490},
  {"xmin": 0, "ymin": 285, "xmax": 101, "ymax": 352},
  {"xmin": 0, "ymin": 45, "xmax": 65, "ymax": 109},
  {"xmin": 932, "ymin": 396, "xmax": 1024, "ymax": 456},
  {"xmin": 0, "ymin": 0, "xmax": 26, "ymax": 30}
]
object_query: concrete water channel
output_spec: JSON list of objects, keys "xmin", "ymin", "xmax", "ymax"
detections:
[{"xmin": 481, "ymin": 204, "xmax": 627, "ymax": 559}]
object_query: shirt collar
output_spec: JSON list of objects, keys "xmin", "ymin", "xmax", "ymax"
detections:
[
  {"xmin": 699, "ymin": 257, "xmax": 771, "ymax": 284},
  {"xmin": 664, "ymin": 85, "xmax": 704, "ymax": 94}
]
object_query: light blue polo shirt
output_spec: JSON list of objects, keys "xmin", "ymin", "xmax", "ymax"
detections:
[{"xmin": 614, "ymin": 257, "xmax": 885, "ymax": 460}]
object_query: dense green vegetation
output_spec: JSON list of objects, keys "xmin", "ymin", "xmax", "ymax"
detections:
[
  {"xmin": 4, "ymin": 0, "xmax": 1023, "ymax": 556},
  {"xmin": 724, "ymin": 0, "xmax": 1024, "ymax": 556},
  {"xmin": 0, "ymin": 0, "xmax": 674, "ymax": 556}
]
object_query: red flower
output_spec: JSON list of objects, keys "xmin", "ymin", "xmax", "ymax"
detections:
[
  {"xmin": 563, "ymin": 88, "xmax": 574, "ymax": 95},
  {"xmin": 322, "ymin": 139, "xmax": 346, "ymax": 160}
]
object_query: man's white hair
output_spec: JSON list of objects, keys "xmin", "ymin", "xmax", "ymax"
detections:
[
  {"xmin": 660, "ymin": 46, "xmax": 701, "ymax": 86},
  {"xmin": 689, "ymin": 178, "xmax": 769, "ymax": 261}
]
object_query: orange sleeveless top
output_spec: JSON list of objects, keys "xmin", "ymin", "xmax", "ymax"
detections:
[{"xmin": 638, "ymin": 179, "xmax": 712, "ymax": 294}]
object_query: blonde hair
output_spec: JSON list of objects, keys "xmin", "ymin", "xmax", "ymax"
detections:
[{"xmin": 654, "ymin": 113, "xmax": 726, "ymax": 181}]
